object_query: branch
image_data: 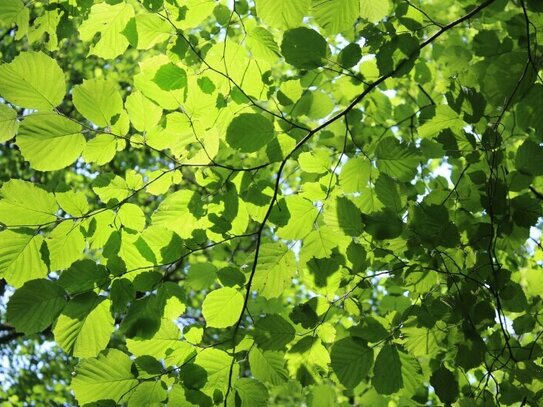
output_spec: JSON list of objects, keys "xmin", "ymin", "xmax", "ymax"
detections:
[
  {"xmin": 405, "ymin": 0, "xmax": 444, "ymax": 28},
  {"xmin": 520, "ymin": 0, "xmax": 543, "ymax": 83},
  {"xmin": 417, "ymin": 84, "xmax": 437, "ymax": 105},
  {"xmin": 441, "ymin": 163, "xmax": 471, "ymax": 205}
]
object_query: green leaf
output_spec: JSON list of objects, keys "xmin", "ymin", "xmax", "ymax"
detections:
[
  {"xmin": 126, "ymin": 319, "xmax": 182, "ymax": 360},
  {"xmin": 249, "ymin": 347, "xmax": 288, "ymax": 385},
  {"xmin": 153, "ymin": 63, "xmax": 187, "ymax": 91},
  {"xmin": 301, "ymin": 226, "xmax": 340, "ymax": 261},
  {"xmin": 194, "ymin": 348, "xmax": 233, "ymax": 396},
  {"xmin": 72, "ymin": 79, "xmax": 123, "ymax": 127},
  {"xmin": 142, "ymin": 0, "xmax": 164, "ymax": 12},
  {"xmin": 57, "ymin": 260, "xmax": 109, "ymax": 295},
  {"xmin": 247, "ymin": 27, "xmax": 281, "ymax": 62},
  {"xmin": 312, "ymin": 0, "xmax": 359, "ymax": 34},
  {"xmin": 298, "ymin": 150, "xmax": 330, "ymax": 174},
  {"xmin": 1, "ymin": 0, "xmax": 542, "ymax": 403},
  {"xmin": 27, "ymin": 9, "xmax": 62, "ymax": 50},
  {"xmin": 286, "ymin": 337, "xmax": 330, "ymax": 376},
  {"xmin": 360, "ymin": 0, "xmax": 391, "ymax": 23},
  {"xmin": 274, "ymin": 195, "xmax": 318, "ymax": 240},
  {"xmin": 120, "ymin": 295, "xmax": 162, "ymax": 339},
  {"xmin": 0, "ymin": 179, "xmax": 58, "ymax": 227},
  {"xmin": 78, "ymin": 2, "xmax": 135, "ymax": 59},
  {"xmin": 150, "ymin": 189, "xmax": 201, "ymax": 236},
  {"xmin": 235, "ymin": 378, "xmax": 269, "ymax": 407},
  {"xmin": 253, "ymin": 314, "xmax": 295, "ymax": 350},
  {"xmin": 134, "ymin": 14, "xmax": 171, "ymax": 50},
  {"xmin": 372, "ymin": 344, "xmax": 403, "ymax": 395},
  {"xmin": 46, "ymin": 221, "xmax": 85, "ymax": 271},
  {"xmin": 0, "ymin": 51, "xmax": 65, "ymax": 110},
  {"xmin": 516, "ymin": 139, "xmax": 543, "ymax": 176},
  {"xmin": 226, "ymin": 113, "xmax": 274, "ymax": 153},
  {"xmin": 17, "ymin": 113, "xmax": 85, "ymax": 171},
  {"xmin": 0, "ymin": 0, "xmax": 25, "ymax": 26},
  {"xmin": 513, "ymin": 314, "xmax": 536, "ymax": 335},
  {"xmin": 202, "ymin": 287, "xmax": 244, "ymax": 328},
  {"xmin": 116, "ymin": 203, "xmax": 147, "ymax": 232},
  {"xmin": 401, "ymin": 322, "xmax": 444, "ymax": 359},
  {"xmin": 72, "ymin": 349, "xmax": 138, "ymax": 405},
  {"xmin": 338, "ymin": 43, "xmax": 362, "ymax": 68},
  {"xmin": 409, "ymin": 203, "xmax": 459, "ymax": 247},
  {"xmin": 53, "ymin": 292, "xmax": 114, "ymax": 358},
  {"xmin": 7, "ymin": 279, "xmax": 66, "ymax": 335},
  {"xmin": 92, "ymin": 173, "xmax": 131, "ymax": 205},
  {"xmin": 309, "ymin": 385, "xmax": 337, "ymax": 407},
  {"xmin": 430, "ymin": 366, "xmax": 459, "ymax": 404},
  {"xmin": 255, "ymin": 0, "xmax": 311, "ymax": 29},
  {"xmin": 331, "ymin": 338, "xmax": 374, "ymax": 389},
  {"xmin": 0, "ymin": 229, "xmax": 47, "ymax": 287},
  {"xmin": 125, "ymin": 91, "xmax": 162, "ymax": 132},
  {"xmin": 325, "ymin": 196, "xmax": 363, "ymax": 236},
  {"xmin": 127, "ymin": 381, "xmax": 167, "ymax": 407},
  {"xmin": 350, "ymin": 317, "xmax": 389, "ymax": 342},
  {"xmin": 512, "ymin": 194, "xmax": 541, "ymax": 228},
  {"xmin": 55, "ymin": 190, "xmax": 89, "ymax": 217},
  {"xmin": 374, "ymin": 137, "xmax": 420, "ymax": 181},
  {"xmin": 0, "ymin": 103, "xmax": 18, "ymax": 142},
  {"xmin": 418, "ymin": 105, "xmax": 464, "ymax": 138},
  {"xmin": 186, "ymin": 263, "xmax": 217, "ymax": 291},
  {"xmin": 253, "ymin": 242, "xmax": 297, "ymax": 298},
  {"xmin": 374, "ymin": 173, "xmax": 403, "ymax": 212},
  {"xmin": 82, "ymin": 134, "xmax": 118, "ymax": 165},
  {"xmin": 339, "ymin": 157, "xmax": 371, "ymax": 193},
  {"xmin": 281, "ymin": 27, "xmax": 328, "ymax": 69},
  {"xmin": 398, "ymin": 349, "xmax": 423, "ymax": 396},
  {"xmin": 133, "ymin": 55, "xmax": 185, "ymax": 110},
  {"xmin": 110, "ymin": 278, "xmax": 135, "ymax": 314}
]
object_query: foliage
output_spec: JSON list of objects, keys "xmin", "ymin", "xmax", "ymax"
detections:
[{"xmin": 1, "ymin": 0, "xmax": 543, "ymax": 405}]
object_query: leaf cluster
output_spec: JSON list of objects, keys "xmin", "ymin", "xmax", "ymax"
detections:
[{"xmin": 1, "ymin": 0, "xmax": 543, "ymax": 406}]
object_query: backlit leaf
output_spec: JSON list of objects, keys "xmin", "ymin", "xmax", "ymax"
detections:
[
  {"xmin": 73, "ymin": 79, "xmax": 123, "ymax": 127},
  {"xmin": 312, "ymin": 0, "xmax": 359, "ymax": 34},
  {"xmin": 54, "ymin": 293, "xmax": 114, "ymax": 358},
  {"xmin": 252, "ymin": 242, "xmax": 297, "ymax": 298},
  {"xmin": 0, "ymin": 230, "xmax": 47, "ymax": 287},
  {"xmin": 72, "ymin": 349, "xmax": 138, "ymax": 405},
  {"xmin": 79, "ymin": 2, "xmax": 134, "ymax": 59},
  {"xmin": 202, "ymin": 287, "xmax": 244, "ymax": 328},
  {"xmin": 0, "ymin": 179, "xmax": 58, "ymax": 227},
  {"xmin": 17, "ymin": 113, "xmax": 85, "ymax": 171},
  {"xmin": 0, "ymin": 104, "xmax": 18, "ymax": 142},
  {"xmin": 256, "ymin": 0, "xmax": 311, "ymax": 29},
  {"xmin": 0, "ymin": 51, "xmax": 65, "ymax": 110}
]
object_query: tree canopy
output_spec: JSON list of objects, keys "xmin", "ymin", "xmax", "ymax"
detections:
[{"xmin": 1, "ymin": 0, "xmax": 543, "ymax": 405}]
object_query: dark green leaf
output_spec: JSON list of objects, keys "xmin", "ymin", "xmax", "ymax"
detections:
[
  {"xmin": 7, "ymin": 279, "xmax": 66, "ymax": 335},
  {"xmin": 430, "ymin": 366, "xmax": 459, "ymax": 404},
  {"xmin": 226, "ymin": 113, "xmax": 274, "ymax": 152},
  {"xmin": 281, "ymin": 27, "xmax": 328, "ymax": 69},
  {"xmin": 331, "ymin": 338, "xmax": 373, "ymax": 389},
  {"xmin": 372, "ymin": 344, "xmax": 403, "ymax": 395}
]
